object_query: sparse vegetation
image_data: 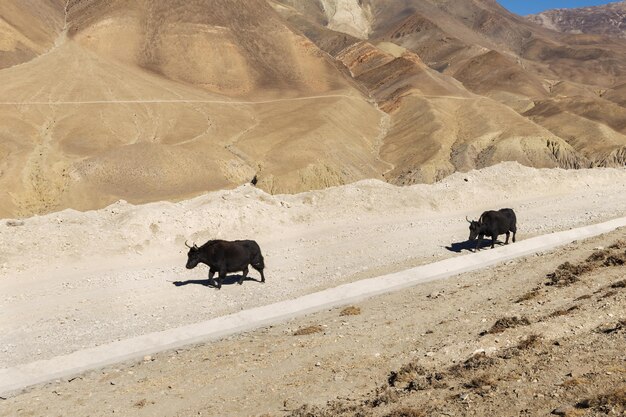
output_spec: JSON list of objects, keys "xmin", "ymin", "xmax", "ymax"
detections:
[
  {"xmin": 546, "ymin": 261, "xmax": 593, "ymax": 286},
  {"xmin": 562, "ymin": 377, "xmax": 588, "ymax": 388},
  {"xmin": 576, "ymin": 386, "xmax": 626, "ymax": 412},
  {"xmin": 388, "ymin": 361, "xmax": 426, "ymax": 387},
  {"xmin": 546, "ymin": 244, "xmax": 626, "ymax": 286},
  {"xmin": 449, "ymin": 352, "xmax": 497, "ymax": 375},
  {"xmin": 133, "ymin": 399, "xmax": 147, "ymax": 408},
  {"xmin": 516, "ymin": 334, "xmax": 542, "ymax": 351},
  {"xmin": 340, "ymin": 306, "xmax": 361, "ymax": 316},
  {"xmin": 601, "ymin": 290, "xmax": 618, "ymax": 299},
  {"xmin": 387, "ymin": 360, "xmax": 446, "ymax": 392},
  {"xmin": 515, "ymin": 288, "xmax": 541, "ymax": 303},
  {"xmin": 597, "ymin": 320, "xmax": 626, "ymax": 334},
  {"xmin": 487, "ymin": 316, "xmax": 531, "ymax": 334},
  {"xmin": 293, "ymin": 325, "xmax": 323, "ymax": 336},
  {"xmin": 287, "ymin": 402, "xmax": 372, "ymax": 417},
  {"xmin": 547, "ymin": 305, "xmax": 579, "ymax": 318},
  {"xmin": 609, "ymin": 240, "xmax": 626, "ymax": 249},
  {"xmin": 368, "ymin": 385, "xmax": 402, "ymax": 407},
  {"xmin": 463, "ymin": 374, "xmax": 496, "ymax": 391},
  {"xmin": 498, "ymin": 334, "xmax": 543, "ymax": 359},
  {"xmin": 586, "ymin": 249, "xmax": 610, "ymax": 262},
  {"xmin": 603, "ymin": 253, "xmax": 626, "ymax": 266},
  {"xmin": 383, "ymin": 407, "xmax": 427, "ymax": 417}
]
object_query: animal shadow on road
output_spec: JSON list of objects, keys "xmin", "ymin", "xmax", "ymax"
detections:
[
  {"xmin": 445, "ymin": 239, "xmax": 502, "ymax": 253},
  {"xmin": 172, "ymin": 275, "xmax": 263, "ymax": 288}
]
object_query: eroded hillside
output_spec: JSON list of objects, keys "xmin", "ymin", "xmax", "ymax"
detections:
[
  {"xmin": 1, "ymin": 0, "xmax": 626, "ymax": 217},
  {"xmin": 273, "ymin": 0, "xmax": 626, "ymax": 183},
  {"xmin": 0, "ymin": 0, "xmax": 385, "ymax": 217},
  {"xmin": 528, "ymin": 1, "xmax": 626, "ymax": 38}
]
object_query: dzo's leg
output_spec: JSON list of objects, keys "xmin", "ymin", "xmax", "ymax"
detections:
[{"xmin": 239, "ymin": 266, "xmax": 248, "ymax": 285}]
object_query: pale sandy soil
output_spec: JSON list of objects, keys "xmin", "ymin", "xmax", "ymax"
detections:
[
  {"xmin": 1, "ymin": 196, "xmax": 625, "ymax": 417},
  {"xmin": 1, "ymin": 163, "xmax": 626, "ymax": 371}
]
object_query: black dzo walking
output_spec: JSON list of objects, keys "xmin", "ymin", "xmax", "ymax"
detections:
[
  {"xmin": 466, "ymin": 208, "xmax": 517, "ymax": 252},
  {"xmin": 185, "ymin": 240, "xmax": 265, "ymax": 289}
]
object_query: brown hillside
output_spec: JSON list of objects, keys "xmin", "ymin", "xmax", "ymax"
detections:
[
  {"xmin": 528, "ymin": 1, "xmax": 626, "ymax": 38},
  {"xmin": 0, "ymin": 0, "xmax": 65, "ymax": 69},
  {"xmin": 2, "ymin": 0, "xmax": 626, "ymax": 217}
]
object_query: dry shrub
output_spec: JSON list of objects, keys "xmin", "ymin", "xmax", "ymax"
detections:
[
  {"xmin": 597, "ymin": 320, "xmax": 626, "ymax": 334},
  {"xmin": 340, "ymin": 306, "xmax": 361, "ymax": 316},
  {"xmin": 555, "ymin": 408, "xmax": 586, "ymax": 417},
  {"xmin": 516, "ymin": 334, "xmax": 542, "ymax": 350},
  {"xmin": 499, "ymin": 334, "xmax": 543, "ymax": 359},
  {"xmin": 464, "ymin": 374, "xmax": 496, "ymax": 390},
  {"xmin": 574, "ymin": 294, "xmax": 592, "ymax": 301},
  {"xmin": 562, "ymin": 377, "xmax": 588, "ymax": 388},
  {"xmin": 576, "ymin": 386, "xmax": 626, "ymax": 412},
  {"xmin": 515, "ymin": 288, "xmax": 540, "ymax": 303},
  {"xmin": 388, "ymin": 360, "xmax": 446, "ymax": 392},
  {"xmin": 601, "ymin": 290, "xmax": 618, "ymax": 299},
  {"xmin": 604, "ymin": 253, "xmax": 626, "ymax": 266},
  {"xmin": 487, "ymin": 316, "xmax": 531, "ymax": 334},
  {"xmin": 449, "ymin": 352, "xmax": 497, "ymax": 376},
  {"xmin": 287, "ymin": 402, "xmax": 372, "ymax": 417},
  {"xmin": 611, "ymin": 280, "xmax": 626, "ymax": 288},
  {"xmin": 546, "ymin": 262, "xmax": 593, "ymax": 286},
  {"xmin": 609, "ymin": 240, "xmax": 626, "ymax": 249},
  {"xmin": 133, "ymin": 399, "xmax": 147, "ymax": 408},
  {"xmin": 293, "ymin": 325, "xmax": 323, "ymax": 336},
  {"xmin": 548, "ymin": 305, "xmax": 580, "ymax": 318},
  {"xmin": 388, "ymin": 361, "xmax": 426, "ymax": 387},
  {"xmin": 384, "ymin": 407, "xmax": 426, "ymax": 417},
  {"xmin": 368, "ymin": 385, "xmax": 402, "ymax": 407},
  {"xmin": 286, "ymin": 405, "xmax": 320, "ymax": 417},
  {"xmin": 586, "ymin": 249, "xmax": 610, "ymax": 262}
]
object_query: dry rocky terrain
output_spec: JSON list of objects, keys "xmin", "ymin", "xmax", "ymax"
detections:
[
  {"xmin": 1, "ymin": 198, "xmax": 625, "ymax": 417},
  {"xmin": 528, "ymin": 1, "xmax": 626, "ymax": 38},
  {"xmin": 0, "ymin": 163, "xmax": 626, "ymax": 416},
  {"xmin": 2, "ymin": 1, "xmax": 626, "ymax": 415}
]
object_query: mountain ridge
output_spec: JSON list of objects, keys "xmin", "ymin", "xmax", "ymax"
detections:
[{"xmin": 1, "ymin": 0, "xmax": 626, "ymax": 217}]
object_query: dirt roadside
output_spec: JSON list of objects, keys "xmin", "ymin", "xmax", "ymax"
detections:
[
  {"xmin": 3, "ymin": 163, "xmax": 626, "ymax": 369},
  {"xmin": 2, "ymin": 228, "xmax": 624, "ymax": 417}
]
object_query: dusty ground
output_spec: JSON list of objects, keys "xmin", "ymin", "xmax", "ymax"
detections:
[
  {"xmin": 0, "ymin": 162, "xmax": 626, "ymax": 368},
  {"xmin": 1, "ymin": 163, "xmax": 626, "ymax": 370},
  {"xmin": 1, "ymin": 205, "xmax": 624, "ymax": 417}
]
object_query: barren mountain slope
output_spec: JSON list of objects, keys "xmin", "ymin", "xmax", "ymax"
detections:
[
  {"xmin": 65, "ymin": 0, "xmax": 351, "ymax": 96},
  {"xmin": 0, "ymin": 0, "xmax": 65, "ymax": 69},
  {"xmin": 273, "ymin": 0, "xmax": 626, "ymax": 182},
  {"xmin": 0, "ymin": 0, "xmax": 389, "ymax": 218},
  {"xmin": 528, "ymin": 1, "xmax": 626, "ymax": 38},
  {"xmin": 3, "ymin": 1, "xmax": 626, "ymax": 217}
]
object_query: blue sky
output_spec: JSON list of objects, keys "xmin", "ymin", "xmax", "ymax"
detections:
[{"xmin": 497, "ymin": 0, "xmax": 616, "ymax": 15}]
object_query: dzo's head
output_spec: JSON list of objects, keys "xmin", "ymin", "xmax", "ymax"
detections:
[{"xmin": 185, "ymin": 241, "xmax": 200, "ymax": 269}]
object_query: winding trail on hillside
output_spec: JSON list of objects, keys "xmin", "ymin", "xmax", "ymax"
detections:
[
  {"xmin": 0, "ymin": 94, "xmax": 364, "ymax": 106},
  {"xmin": 0, "ymin": 94, "xmax": 478, "ymax": 106}
]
